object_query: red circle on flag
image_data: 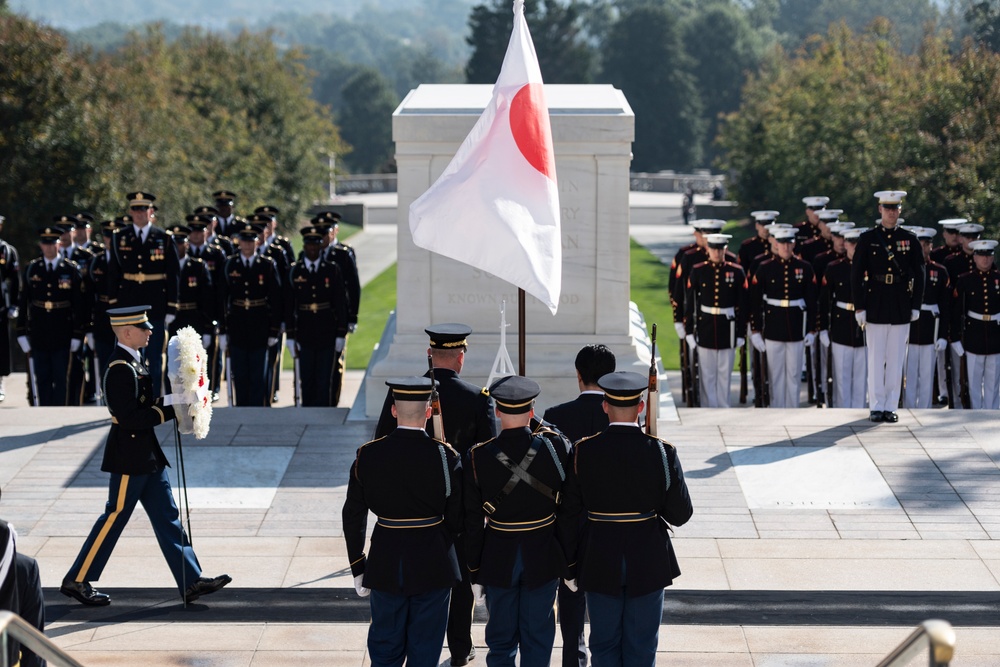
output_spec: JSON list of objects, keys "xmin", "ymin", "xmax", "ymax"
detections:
[{"xmin": 510, "ymin": 83, "xmax": 556, "ymax": 181}]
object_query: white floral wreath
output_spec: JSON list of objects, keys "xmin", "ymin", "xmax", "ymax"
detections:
[{"xmin": 166, "ymin": 326, "xmax": 213, "ymax": 439}]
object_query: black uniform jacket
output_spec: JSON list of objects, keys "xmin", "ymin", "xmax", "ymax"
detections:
[
  {"xmin": 557, "ymin": 424, "xmax": 692, "ymax": 597},
  {"xmin": 685, "ymin": 260, "xmax": 748, "ymax": 349},
  {"xmin": 18, "ymin": 257, "xmax": 86, "ymax": 349},
  {"xmin": 543, "ymin": 393, "xmax": 609, "ymax": 445},
  {"xmin": 1, "ymin": 239, "xmax": 22, "ymax": 310},
  {"xmin": 342, "ymin": 428, "xmax": 463, "ymax": 595},
  {"xmin": 851, "ymin": 225, "xmax": 925, "ymax": 325},
  {"xmin": 930, "ymin": 244, "xmax": 958, "ymax": 264},
  {"xmin": 327, "ymin": 242, "xmax": 360, "ymax": 326},
  {"xmin": 819, "ymin": 258, "xmax": 864, "ymax": 347},
  {"xmin": 672, "ymin": 247, "xmax": 738, "ymax": 327},
  {"xmin": 943, "ymin": 251, "xmax": 975, "ymax": 289},
  {"xmin": 812, "ymin": 249, "xmax": 843, "ymax": 282},
  {"xmin": 951, "ymin": 267, "xmax": 1000, "ymax": 355},
  {"xmin": 222, "ymin": 254, "xmax": 282, "ymax": 347},
  {"xmin": 668, "ymin": 242, "xmax": 698, "ymax": 320},
  {"xmin": 798, "ymin": 235, "xmax": 830, "ymax": 264},
  {"xmin": 464, "ymin": 426, "xmax": 568, "ymax": 588},
  {"xmin": 738, "ymin": 236, "xmax": 767, "ymax": 271},
  {"xmin": 910, "ymin": 261, "xmax": 950, "ymax": 346},
  {"xmin": 108, "ymin": 225, "xmax": 180, "ymax": 321},
  {"xmin": 101, "ymin": 345, "xmax": 174, "ymax": 474},
  {"xmin": 88, "ymin": 252, "xmax": 115, "ymax": 344},
  {"xmin": 374, "ymin": 368, "xmax": 497, "ymax": 455},
  {"xmin": 284, "ymin": 258, "xmax": 349, "ymax": 346},
  {"xmin": 750, "ymin": 256, "xmax": 818, "ymax": 342},
  {"xmin": 171, "ymin": 257, "xmax": 215, "ymax": 335}
]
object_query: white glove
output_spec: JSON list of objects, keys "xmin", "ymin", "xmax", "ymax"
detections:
[
  {"xmin": 201, "ymin": 334, "xmax": 211, "ymax": 350},
  {"xmin": 70, "ymin": 338, "xmax": 82, "ymax": 353},
  {"xmin": 285, "ymin": 339, "xmax": 298, "ymax": 358},
  {"xmin": 736, "ymin": 337, "xmax": 745, "ymax": 349},
  {"xmin": 85, "ymin": 333, "xmax": 95, "ymax": 349},
  {"xmin": 750, "ymin": 332, "xmax": 766, "ymax": 352},
  {"xmin": 7, "ymin": 307, "xmax": 17, "ymax": 319},
  {"xmin": 951, "ymin": 341, "xmax": 965, "ymax": 357},
  {"xmin": 934, "ymin": 338, "xmax": 947, "ymax": 352},
  {"xmin": 685, "ymin": 333, "xmax": 696, "ymax": 349},
  {"xmin": 911, "ymin": 309, "xmax": 920, "ymax": 322},
  {"xmin": 164, "ymin": 313, "xmax": 176, "ymax": 326},
  {"xmin": 819, "ymin": 330, "xmax": 831, "ymax": 348},
  {"xmin": 17, "ymin": 336, "xmax": 30, "ymax": 354},
  {"xmin": 348, "ymin": 322, "xmax": 357, "ymax": 333},
  {"xmin": 353, "ymin": 574, "xmax": 370, "ymax": 598},
  {"xmin": 218, "ymin": 334, "xmax": 228, "ymax": 352},
  {"xmin": 335, "ymin": 337, "xmax": 346, "ymax": 353},
  {"xmin": 674, "ymin": 322, "xmax": 686, "ymax": 339},
  {"xmin": 563, "ymin": 579, "xmax": 578, "ymax": 593},
  {"xmin": 472, "ymin": 583, "xmax": 486, "ymax": 605},
  {"xmin": 803, "ymin": 332, "xmax": 815, "ymax": 348},
  {"xmin": 267, "ymin": 336, "xmax": 279, "ymax": 348},
  {"xmin": 855, "ymin": 310, "xmax": 867, "ymax": 328}
]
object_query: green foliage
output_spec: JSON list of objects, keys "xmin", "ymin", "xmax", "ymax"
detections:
[
  {"xmin": 629, "ymin": 238, "xmax": 679, "ymax": 371},
  {"xmin": 346, "ymin": 263, "xmax": 398, "ymax": 369},
  {"xmin": 966, "ymin": 1, "xmax": 1000, "ymax": 51},
  {"xmin": 338, "ymin": 67, "xmax": 400, "ymax": 173}
]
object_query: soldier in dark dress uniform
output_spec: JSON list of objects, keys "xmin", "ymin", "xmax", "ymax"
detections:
[
  {"xmin": 62, "ymin": 305, "xmax": 230, "ymax": 606},
  {"xmin": 16, "ymin": 226, "xmax": 86, "ymax": 406},
  {"xmin": 74, "ymin": 211, "xmax": 105, "ymax": 255},
  {"xmin": 212, "ymin": 190, "xmax": 239, "ymax": 238},
  {"xmin": 254, "ymin": 205, "xmax": 295, "ymax": 265},
  {"xmin": 89, "ymin": 218, "xmax": 129, "ymax": 398},
  {"xmin": 373, "ymin": 323, "xmax": 496, "ymax": 666},
  {"xmin": 739, "ymin": 211, "xmax": 778, "ymax": 270},
  {"xmin": 284, "ymin": 226, "xmax": 350, "ymax": 406},
  {"xmin": 195, "ymin": 207, "xmax": 236, "ymax": 258},
  {"xmin": 219, "ymin": 226, "xmax": 282, "ymax": 407},
  {"xmin": 0, "ymin": 215, "xmax": 20, "ymax": 402},
  {"xmin": 798, "ymin": 208, "xmax": 842, "ymax": 265},
  {"xmin": 851, "ymin": 191, "xmax": 925, "ymax": 422},
  {"xmin": 931, "ymin": 219, "xmax": 966, "ymax": 263},
  {"xmin": 749, "ymin": 228, "xmax": 818, "ymax": 408},
  {"xmin": 56, "ymin": 217, "xmax": 96, "ymax": 405},
  {"xmin": 464, "ymin": 376, "xmax": 567, "ymax": 667},
  {"xmin": 901, "ymin": 227, "xmax": 950, "ymax": 409},
  {"xmin": 343, "ymin": 377, "xmax": 464, "ymax": 667},
  {"xmin": 949, "ymin": 239, "xmax": 1000, "ymax": 409},
  {"xmin": 684, "ymin": 233, "xmax": 749, "ymax": 407},
  {"xmin": 165, "ymin": 225, "xmax": 215, "ymax": 345},
  {"xmin": 795, "ymin": 196, "xmax": 830, "ymax": 240},
  {"xmin": 818, "ymin": 228, "xmax": 869, "ymax": 408},
  {"xmin": 314, "ymin": 213, "xmax": 361, "ymax": 404},
  {"xmin": 557, "ymin": 372, "xmax": 692, "ymax": 667},
  {"xmin": 942, "ymin": 223, "xmax": 983, "ymax": 406},
  {"xmin": 107, "ymin": 192, "xmax": 180, "ymax": 398},
  {"xmin": 246, "ymin": 214, "xmax": 290, "ymax": 402},
  {"xmin": 187, "ymin": 213, "xmax": 229, "ymax": 401}
]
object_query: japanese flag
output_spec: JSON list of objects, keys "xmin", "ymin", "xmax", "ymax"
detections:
[{"xmin": 409, "ymin": 0, "xmax": 562, "ymax": 314}]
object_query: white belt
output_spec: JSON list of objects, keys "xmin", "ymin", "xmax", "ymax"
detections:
[
  {"xmin": 700, "ymin": 305, "xmax": 736, "ymax": 318},
  {"xmin": 921, "ymin": 304, "xmax": 940, "ymax": 316},
  {"xmin": 835, "ymin": 301, "xmax": 855, "ymax": 311},
  {"xmin": 967, "ymin": 310, "xmax": 998, "ymax": 322},
  {"xmin": 764, "ymin": 297, "xmax": 806, "ymax": 309}
]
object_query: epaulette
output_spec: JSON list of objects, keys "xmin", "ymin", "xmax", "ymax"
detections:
[
  {"xmin": 724, "ymin": 260, "xmax": 743, "ymax": 271},
  {"xmin": 691, "ymin": 260, "xmax": 708, "ymax": 271},
  {"xmin": 468, "ymin": 436, "xmax": 496, "ymax": 455},
  {"xmin": 480, "ymin": 387, "xmax": 490, "ymax": 396},
  {"xmin": 434, "ymin": 438, "xmax": 459, "ymax": 457},
  {"xmin": 649, "ymin": 433, "xmax": 677, "ymax": 452},
  {"xmin": 358, "ymin": 435, "xmax": 388, "ymax": 451}
]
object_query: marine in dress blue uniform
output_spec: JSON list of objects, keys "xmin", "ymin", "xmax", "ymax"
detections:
[
  {"xmin": 942, "ymin": 223, "xmax": 983, "ymax": 406},
  {"xmin": 0, "ymin": 215, "xmax": 20, "ymax": 401},
  {"xmin": 794, "ymin": 195, "xmax": 830, "ymax": 240},
  {"xmin": 818, "ymin": 228, "xmax": 869, "ymax": 408},
  {"xmin": 949, "ymin": 239, "xmax": 1000, "ymax": 409},
  {"xmin": 901, "ymin": 227, "xmax": 950, "ymax": 409},
  {"xmin": 557, "ymin": 372, "xmax": 692, "ymax": 667},
  {"xmin": 465, "ymin": 377, "xmax": 567, "ymax": 667},
  {"xmin": 851, "ymin": 191, "xmax": 925, "ymax": 422},
  {"xmin": 541, "ymin": 343, "xmax": 616, "ymax": 667},
  {"xmin": 343, "ymin": 377, "xmax": 464, "ymax": 667},
  {"xmin": 61, "ymin": 306, "xmax": 230, "ymax": 606}
]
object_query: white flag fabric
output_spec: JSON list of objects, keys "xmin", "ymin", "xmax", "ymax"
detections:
[{"xmin": 409, "ymin": 0, "xmax": 562, "ymax": 314}]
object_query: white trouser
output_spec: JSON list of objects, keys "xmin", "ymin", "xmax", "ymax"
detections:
[
  {"xmin": 950, "ymin": 348, "xmax": 964, "ymax": 409},
  {"xmin": 865, "ymin": 323, "xmax": 909, "ymax": 412},
  {"xmin": 830, "ymin": 342, "xmax": 867, "ymax": 408},
  {"xmin": 966, "ymin": 353, "xmax": 1000, "ymax": 410},
  {"xmin": 903, "ymin": 344, "xmax": 936, "ymax": 409},
  {"xmin": 697, "ymin": 346, "xmax": 735, "ymax": 408},
  {"xmin": 765, "ymin": 339, "xmax": 804, "ymax": 408}
]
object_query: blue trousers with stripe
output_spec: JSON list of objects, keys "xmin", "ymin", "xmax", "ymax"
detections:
[
  {"xmin": 368, "ymin": 586, "xmax": 451, "ymax": 667},
  {"xmin": 67, "ymin": 468, "xmax": 201, "ymax": 594},
  {"xmin": 585, "ymin": 587, "xmax": 663, "ymax": 667}
]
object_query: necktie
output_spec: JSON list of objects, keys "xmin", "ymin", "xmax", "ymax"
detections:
[{"xmin": 310, "ymin": 263, "xmax": 316, "ymax": 274}]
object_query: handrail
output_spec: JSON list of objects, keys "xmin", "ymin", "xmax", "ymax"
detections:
[
  {"xmin": 0, "ymin": 610, "xmax": 86, "ymax": 667},
  {"xmin": 876, "ymin": 619, "xmax": 956, "ymax": 667}
]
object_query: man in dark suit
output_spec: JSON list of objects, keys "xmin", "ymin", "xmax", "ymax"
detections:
[
  {"xmin": 373, "ymin": 323, "xmax": 497, "ymax": 666},
  {"xmin": 343, "ymin": 377, "xmax": 464, "ymax": 667},
  {"xmin": 62, "ymin": 305, "xmax": 230, "ymax": 606},
  {"xmin": 557, "ymin": 372, "xmax": 693, "ymax": 667}
]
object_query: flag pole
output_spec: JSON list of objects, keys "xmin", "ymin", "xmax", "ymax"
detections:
[{"xmin": 518, "ymin": 288, "xmax": 526, "ymax": 375}]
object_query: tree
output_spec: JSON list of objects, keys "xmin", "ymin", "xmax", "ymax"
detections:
[
  {"xmin": 966, "ymin": 0, "xmax": 1000, "ymax": 52},
  {"xmin": 337, "ymin": 67, "xmax": 399, "ymax": 173},
  {"xmin": 465, "ymin": 0, "xmax": 596, "ymax": 84},
  {"xmin": 601, "ymin": 4, "xmax": 705, "ymax": 171}
]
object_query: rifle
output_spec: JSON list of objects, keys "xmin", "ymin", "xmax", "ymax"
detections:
[
  {"xmin": 760, "ymin": 349, "xmax": 771, "ymax": 407},
  {"xmin": 679, "ymin": 336, "xmax": 692, "ymax": 406},
  {"xmin": 751, "ymin": 347, "xmax": 763, "ymax": 408},
  {"xmin": 944, "ymin": 345, "xmax": 955, "ymax": 409},
  {"xmin": 26, "ymin": 351, "xmax": 39, "ymax": 406},
  {"xmin": 226, "ymin": 347, "xmax": 235, "ymax": 407},
  {"xmin": 292, "ymin": 341, "xmax": 301, "ymax": 407},
  {"xmin": 427, "ymin": 355, "xmax": 446, "ymax": 442},
  {"xmin": 738, "ymin": 337, "xmax": 748, "ymax": 405},
  {"xmin": 959, "ymin": 350, "xmax": 971, "ymax": 410},
  {"xmin": 813, "ymin": 343, "xmax": 826, "ymax": 407},
  {"xmin": 826, "ymin": 343, "xmax": 834, "ymax": 408},
  {"xmin": 646, "ymin": 324, "xmax": 658, "ymax": 436},
  {"xmin": 689, "ymin": 338, "xmax": 701, "ymax": 407},
  {"xmin": 805, "ymin": 343, "xmax": 815, "ymax": 404}
]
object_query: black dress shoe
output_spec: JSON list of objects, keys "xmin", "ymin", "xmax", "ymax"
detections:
[
  {"xmin": 60, "ymin": 579, "xmax": 111, "ymax": 606},
  {"xmin": 451, "ymin": 647, "xmax": 476, "ymax": 666},
  {"xmin": 883, "ymin": 411, "xmax": 899, "ymax": 423},
  {"xmin": 869, "ymin": 410, "xmax": 884, "ymax": 422},
  {"xmin": 184, "ymin": 574, "xmax": 232, "ymax": 602}
]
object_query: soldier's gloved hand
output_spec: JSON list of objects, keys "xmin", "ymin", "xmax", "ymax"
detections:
[
  {"xmin": 855, "ymin": 310, "xmax": 867, "ymax": 328},
  {"xmin": 164, "ymin": 313, "xmax": 176, "ymax": 326},
  {"xmin": 17, "ymin": 336, "xmax": 30, "ymax": 354},
  {"xmin": 267, "ymin": 336, "xmax": 279, "ymax": 348},
  {"xmin": 218, "ymin": 334, "xmax": 228, "ymax": 352},
  {"xmin": 472, "ymin": 583, "xmax": 486, "ymax": 606},
  {"xmin": 85, "ymin": 333, "xmax": 95, "ymax": 349},
  {"xmin": 819, "ymin": 330, "xmax": 831, "ymax": 348},
  {"xmin": 803, "ymin": 332, "xmax": 815, "ymax": 348},
  {"xmin": 935, "ymin": 338, "xmax": 948, "ymax": 352},
  {"xmin": 750, "ymin": 332, "xmax": 766, "ymax": 353},
  {"xmin": 353, "ymin": 575, "xmax": 370, "ymax": 598},
  {"xmin": 674, "ymin": 322, "xmax": 686, "ymax": 339},
  {"xmin": 7, "ymin": 306, "xmax": 17, "ymax": 319},
  {"xmin": 335, "ymin": 337, "xmax": 345, "ymax": 353},
  {"xmin": 736, "ymin": 337, "xmax": 745, "ymax": 349},
  {"xmin": 348, "ymin": 322, "xmax": 357, "ymax": 333},
  {"xmin": 70, "ymin": 338, "xmax": 82, "ymax": 353},
  {"xmin": 910, "ymin": 309, "xmax": 920, "ymax": 322},
  {"xmin": 563, "ymin": 579, "xmax": 578, "ymax": 593},
  {"xmin": 285, "ymin": 339, "xmax": 298, "ymax": 358},
  {"xmin": 951, "ymin": 341, "xmax": 965, "ymax": 357},
  {"xmin": 201, "ymin": 334, "xmax": 211, "ymax": 350}
]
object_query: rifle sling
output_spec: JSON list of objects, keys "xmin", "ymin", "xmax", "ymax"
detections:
[{"xmin": 483, "ymin": 437, "xmax": 558, "ymax": 515}]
